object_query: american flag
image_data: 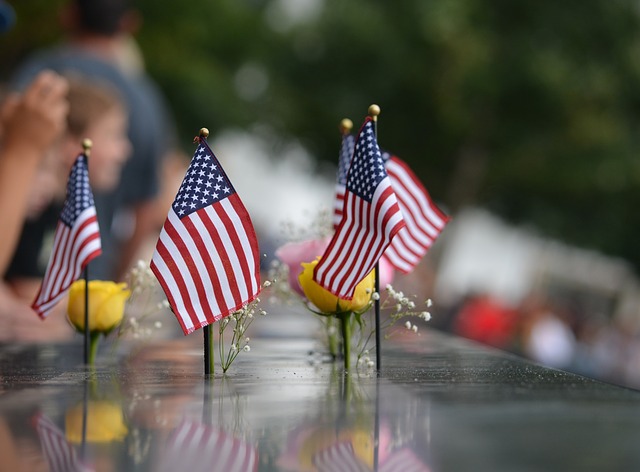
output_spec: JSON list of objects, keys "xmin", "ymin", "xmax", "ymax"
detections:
[
  {"xmin": 333, "ymin": 132, "xmax": 356, "ymax": 228},
  {"xmin": 32, "ymin": 154, "xmax": 102, "ymax": 318},
  {"xmin": 33, "ymin": 413, "xmax": 94, "ymax": 472},
  {"xmin": 314, "ymin": 117, "xmax": 405, "ymax": 300},
  {"xmin": 382, "ymin": 152, "xmax": 450, "ymax": 274},
  {"xmin": 151, "ymin": 138, "xmax": 261, "ymax": 335},
  {"xmin": 157, "ymin": 420, "xmax": 258, "ymax": 472}
]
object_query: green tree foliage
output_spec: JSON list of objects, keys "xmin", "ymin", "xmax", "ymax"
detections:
[{"xmin": 4, "ymin": 0, "xmax": 640, "ymax": 268}]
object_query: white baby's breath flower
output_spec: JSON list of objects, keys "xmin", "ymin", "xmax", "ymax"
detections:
[
  {"xmin": 243, "ymin": 345, "xmax": 251, "ymax": 352},
  {"xmin": 263, "ymin": 280, "xmax": 272, "ymax": 287},
  {"xmin": 405, "ymin": 321, "xmax": 412, "ymax": 330},
  {"xmin": 412, "ymin": 325, "xmax": 418, "ymax": 333},
  {"xmin": 422, "ymin": 311, "xmax": 432, "ymax": 321},
  {"xmin": 372, "ymin": 292, "xmax": 380, "ymax": 301},
  {"xmin": 426, "ymin": 298, "xmax": 433, "ymax": 307}
]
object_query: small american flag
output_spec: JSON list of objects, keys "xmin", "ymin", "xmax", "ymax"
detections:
[
  {"xmin": 157, "ymin": 420, "xmax": 258, "ymax": 472},
  {"xmin": 315, "ymin": 117, "xmax": 405, "ymax": 299},
  {"xmin": 32, "ymin": 154, "xmax": 101, "ymax": 318},
  {"xmin": 333, "ymin": 132, "xmax": 356, "ymax": 228},
  {"xmin": 382, "ymin": 152, "xmax": 450, "ymax": 274},
  {"xmin": 33, "ymin": 413, "xmax": 94, "ymax": 472},
  {"xmin": 151, "ymin": 138, "xmax": 261, "ymax": 335}
]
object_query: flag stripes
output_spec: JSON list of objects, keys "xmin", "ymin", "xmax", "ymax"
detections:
[
  {"xmin": 383, "ymin": 156, "xmax": 449, "ymax": 273},
  {"xmin": 32, "ymin": 154, "xmax": 101, "ymax": 318}
]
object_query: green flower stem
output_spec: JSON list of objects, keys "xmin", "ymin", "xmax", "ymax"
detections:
[
  {"xmin": 88, "ymin": 332, "xmax": 100, "ymax": 366},
  {"xmin": 327, "ymin": 317, "xmax": 338, "ymax": 359},
  {"xmin": 339, "ymin": 312, "xmax": 352, "ymax": 371}
]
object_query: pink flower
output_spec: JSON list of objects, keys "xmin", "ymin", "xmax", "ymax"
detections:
[
  {"xmin": 275, "ymin": 237, "xmax": 331, "ymax": 296},
  {"xmin": 378, "ymin": 254, "xmax": 395, "ymax": 290}
]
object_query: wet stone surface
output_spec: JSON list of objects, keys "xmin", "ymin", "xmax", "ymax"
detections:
[{"xmin": 0, "ymin": 329, "xmax": 638, "ymax": 471}]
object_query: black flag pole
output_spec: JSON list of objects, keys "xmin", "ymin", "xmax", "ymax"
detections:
[
  {"xmin": 368, "ymin": 104, "xmax": 382, "ymax": 373},
  {"xmin": 196, "ymin": 127, "xmax": 215, "ymax": 378},
  {"xmin": 82, "ymin": 138, "xmax": 92, "ymax": 365}
]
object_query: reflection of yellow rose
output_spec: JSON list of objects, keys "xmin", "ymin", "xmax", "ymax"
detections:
[
  {"xmin": 65, "ymin": 401, "xmax": 128, "ymax": 443},
  {"xmin": 298, "ymin": 258, "xmax": 374, "ymax": 314},
  {"xmin": 341, "ymin": 429, "xmax": 374, "ymax": 468},
  {"xmin": 67, "ymin": 280, "xmax": 131, "ymax": 333},
  {"xmin": 298, "ymin": 427, "xmax": 373, "ymax": 471}
]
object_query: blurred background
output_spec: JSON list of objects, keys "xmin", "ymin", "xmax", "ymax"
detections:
[{"xmin": 4, "ymin": 0, "xmax": 640, "ymax": 388}]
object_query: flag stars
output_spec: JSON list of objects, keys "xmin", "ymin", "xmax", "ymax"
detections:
[{"xmin": 172, "ymin": 143, "xmax": 236, "ymax": 217}]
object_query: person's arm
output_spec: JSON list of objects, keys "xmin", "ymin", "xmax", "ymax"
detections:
[{"xmin": 0, "ymin": 71, "xmax": 68, "ymax": 276}]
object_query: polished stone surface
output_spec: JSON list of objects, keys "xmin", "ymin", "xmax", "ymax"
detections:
[{"xmin": 0, "ymin": 328, "xmax": 639, "ymax": 471}]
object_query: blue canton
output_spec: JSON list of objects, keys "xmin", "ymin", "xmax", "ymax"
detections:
[
  {"xmin": 337, "ymin": 134, "xmax": 355, "ymax": 186},
  {"xmin": 60, "ymin": 155, "xmax": 94, "ymax": 227},
  {"xmin": 346, "ymin": 121, "xmax": 386, "ymax": 202},
  {"xmin": 173, "ymin": 142, "xmax": 236, "ymax": 218}
]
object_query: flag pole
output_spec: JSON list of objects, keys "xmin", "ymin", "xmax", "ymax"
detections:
[
  {"xmin": 82, "ymin": 138, "xmax": 92, "ymax": 366},
  {"xmin": 368, "ymin": 104, "xmax": 382, "ymax": 373},
  {"xmin": 197, "ymin": 127, "xmax": 216, "ymax": 378}
]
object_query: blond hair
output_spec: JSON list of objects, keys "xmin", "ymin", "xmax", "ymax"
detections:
[{"xmin": 64, "ymin": 75, "xmax": 125, "ymax": 137}]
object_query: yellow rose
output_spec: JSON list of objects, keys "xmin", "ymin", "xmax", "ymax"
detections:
[
  {"xmin": 65, "ymin": 401, "xmax": 128, "ymax": 443},
  {"xmin": 298, "ymin": 258, "xmax": 374, "ymax": 314},
  {"xmin": 67, "ymin": 280, "xmax": 131, "ymax": 334}
]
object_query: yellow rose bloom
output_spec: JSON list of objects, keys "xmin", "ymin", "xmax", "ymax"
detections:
[
  {"xmin": 65, "ymin": 401, "xmax": 128, "ymax": 443},
  {"xmin": 298, "ymin": 258, "xmax": 374, "ymax": 314},
  {"xmin": 67, "ymin": 280, "xmax": 131, "ymax": 333}
]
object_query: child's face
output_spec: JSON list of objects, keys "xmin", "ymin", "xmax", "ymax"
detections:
[{"xmin": 84, "ymin": 105, "xmax": 131, "ymax": 191}]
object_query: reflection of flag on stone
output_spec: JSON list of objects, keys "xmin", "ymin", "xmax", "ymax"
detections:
[
  {"xmin": 151, "ymin": 138, "xmax": 261, "ymax": 335},
  {"xmin": 314, "ymin": 441, "xmax": 370, "ymax": 472},
  {"xmin": 380, "ymin": 448, "xmax": 431, "ymax": 472},
  {"xmin": 314, "ymin": 441, "xmax": 430, "ymax": 472},
  {"xmin": 315, "ymin": 117, "xmax": 405, "ymax": 299},
  {"xmin": 158, "ymin": 420, "xmax": 258, "ymax": 472},
  {"xmin": 381, "ymin": 152, "xmax": 449, "ymax": 274},
  {"xmin": 33, "ymin": 413, "xmax": 94, "ymax": 472},
  {"xmin": 32, "ymin": 154, "xmax": 102, "ymax": 318},
  {"xmin": 333, "ymin": 132, "xmax": 356, "ymax": 228}
]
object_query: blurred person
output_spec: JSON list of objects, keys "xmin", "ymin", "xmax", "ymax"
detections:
[
  {"xmin": 0, "ymin": 71, "xmax": 68, "ymax": 277},
  {"xmin": 11, "ymin": 0, "xmax": 179, "ymax": 281},
  {"xmin": 452, "ymin": 292, "xmax": 518, "ymax": 350},
  {"xmin": 520, "ymin": 296, "xmax": 576, "ymax": 370},
  {"xmin": 0, "ymin": 77, "xmax": 131, "ymax": 341}
]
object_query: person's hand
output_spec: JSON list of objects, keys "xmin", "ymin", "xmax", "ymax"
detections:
[{"xmin": 1, "ymin": 70, "xmax": 68, "ymax": 157}]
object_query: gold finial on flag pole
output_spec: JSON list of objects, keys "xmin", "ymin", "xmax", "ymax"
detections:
[
  {"xmin": 82, "ymin": 138, "xmax": 93, "ymax": 157},
  {"xmin": 340, "ymin": 118, "xmax": 353, "ymax": 135},
  {"xmin": 194, "ymin": 127, "xmax": 210, "ymax": 144},
  {"xmin": 368, "ymin": 104, "xmax": 381, "ymax": 122}
]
